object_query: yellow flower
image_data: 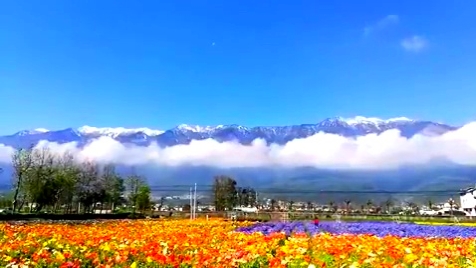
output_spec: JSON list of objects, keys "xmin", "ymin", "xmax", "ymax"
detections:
[
  {"xmin": 404, "ymin": 253, "xmax": 418, "ymax": 263},
  {"xmin": 130, "ymin": 262, "xmax": 137, "ymax": 268},
  {"xmin": 54, "ymin": 251, "xmax": 65, "ymax": 261},
  {"xmin": 101, "ymin": 243, "xmax": 111, "ymax": 251}
]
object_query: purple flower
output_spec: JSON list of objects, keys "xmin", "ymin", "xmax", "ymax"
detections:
[{"xmin": 237, "ymin": 221, "xmax": 476, "ymax": 238}]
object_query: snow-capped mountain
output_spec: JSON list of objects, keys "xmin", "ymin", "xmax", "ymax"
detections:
[
  {"xmin": 77, "ymin": 126, "xmax": 165, "ymax": 138},
  {"xmin": 0, "ymin": 117, "xmax": 457, "ymax": 148}
]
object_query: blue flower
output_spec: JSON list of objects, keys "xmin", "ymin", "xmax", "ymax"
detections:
[{"xmin": 237, "ymin": 221, "xmax": 476, "ymax": 238}]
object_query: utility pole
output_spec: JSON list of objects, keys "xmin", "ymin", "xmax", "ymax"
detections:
[
  {"xmin": 189, "ymin": 187, "xmax": 193, "ymax": 220},
  {"xmin": 193, "ymin": 183, "xmax": 197, "ymax": 219}
]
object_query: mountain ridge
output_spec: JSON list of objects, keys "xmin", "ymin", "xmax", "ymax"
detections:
[
  {"xmin": 0, "ymin": 116, "xmax": 458, "ymax": 148},
  {"xmin": 0, "ymin": 116, "xmax": 472, "ymax": 202}
]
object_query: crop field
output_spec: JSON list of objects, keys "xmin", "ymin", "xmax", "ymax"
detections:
[{"xmin": 0, "ymin": 219, "xmax": 476, "ymax": 267}]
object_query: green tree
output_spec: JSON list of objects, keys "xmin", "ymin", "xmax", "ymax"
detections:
[
  {"xmin": 405, "ymin": 201, "xmax": 419, "ymax": 215},
  {"xmin": 11, "ymin": 146, "xmax": 34, "ymax": 213},
  {"xmin": 23, "ymin": 147, "xmax": 57, "ymax": 212},
  {"xmin": 136, "ymin": 184, "xmax": 152, "ymax": 212},
  {"xmin": 366, "ymin": 199, "xmax": 373, "ymax": 213},
  {"xmin": 448, "ymin": 198, "xmax": 455, "ymax": 216},
  {"xmin": 270, "ymin": 199, "xmax": 277, "ymax": 211},
  {"xmin": 126, "ymin": 174, "xmax": 146, "ymax": 214},
  {"xmin": 54, "ymin": 153, "xmax": 80, "ymax": 213},
  {"xmin": 235, "ymin": 187, "xmax": 257, "ymax": 207},
  {"xmin": 384, "ymin": 197, "xmax": 394, "ymax": 214},
  {"xmin": 307, "ymin": 201, "xmax": 313, "ymax": 211},
  {"xmin": 102, "ymin": 164, "xmax": 125, "ymax": 211},
  {"xmin": 427, "ymin": 199, "xmax": 434, "ymax": 210},
  {"xmin": 212, "ymin": 175, "xmax": 237, "ymax": 211},
  {"xmin": 288, "ymin": 200, "xmax": 294, "ymax": 211},
  {"xmin": 344, "ymin": 199, "xmax": 352, "ymax": 214},
  {"xmin": 183, "ymin": 204, "xmax": 191, "ymax": 212},
  {"xmin": 11, "ymin": 146, "xmax": 80, "ymax": 213},
  {"xmin": 244, "ymin": 187, "xmax": 257, "ymax": 207},
  {"xmin": 76, "ymin": 161, "xmax": 104, "ymax": 213}
]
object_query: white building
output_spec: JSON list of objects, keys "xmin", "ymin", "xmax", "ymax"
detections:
[
  {"xmin": 460, "ymin": 187, "xmax": 476, "ymax": 216},
  {"xmin": 232, "ymin": 206, "xmax": 258, "ymax": 213}
]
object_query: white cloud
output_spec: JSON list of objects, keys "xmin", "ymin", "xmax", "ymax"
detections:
[
  {"xmin": 401, "ymin": 35, "xmax": 428, "ymax": 52},
  {"xmin": 2, "ymin": 123, "xmax": 476, "ymax": 170},
  {"xmin": 0, "ymin": 144, "xmax": 15, "ymax": 163},
  {"xmin": 364, "ymin": 15, "xmax": 399, "ymax": 36}
]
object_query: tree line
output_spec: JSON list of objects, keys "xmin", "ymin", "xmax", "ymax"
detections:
[{"xmin": 8, "ymin": 146, "xmax": 152, "ymax": 214}]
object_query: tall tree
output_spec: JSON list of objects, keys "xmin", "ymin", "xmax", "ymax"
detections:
[
  {"xmin": 52, "ymin": 153, "xmax": 80, "ymax": 213},
  {"xmin": 136, "ymin": 184, "xmax": 152, "ymax": 212},
  {"xmin": 244, "ymin": 187, "xmax": 257, "ymax": 207},
  {"xmin": 448, "ymin": 198, "xmax": 455, "ymax": 216},
  {"xmin": 344, "ymin": 199, "xmax": 352, "ymax": 214},
  {"xmin": 235, "ymin": 187, "xmax": 257, "ymax": 207},
  {"xmin": 102, "ymin": 164, "xmax": 125, "ymax": 211},
  {"xmin": 384, "ymin": 197, "xmax": 394, "ymax": 214},
  {"xmin": 366, "ymin": 199, "xmax": 373, "ymax": 213},
  {"xmin": 236, "ymin": 187, "xmax": 243, "ymax": 206},
  {"xmin": 270, "ymin": 199, "xmax": 277, "ymax": 211},
  {"xmin": 212, "ymin": 175, "xmax": 237, "ymax": 211},
  {"xmin": 26, "ymin": 147, "xmax": 57, "ymax": 212},
  {"xmin": 126, "ymin": 174, "xmax": 145, "ymax": 214},
  {"xmin": 76, "ymin": 161, "xmax": 103, "ymax": 213},
  {"xmin": 427, "ymin": 199, "xmax": 434, "ymax": 210},
  {"xmin": 11, "ymin": 146, "xmax": 34, "ymax": 213}
]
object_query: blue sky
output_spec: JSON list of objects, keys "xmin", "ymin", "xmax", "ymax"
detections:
[{"xmin": 1, "ymin": 1, "xmax": 476, "ymax": 134}]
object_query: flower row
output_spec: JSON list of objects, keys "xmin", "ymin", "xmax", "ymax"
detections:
[
  {"xmin": 0, "ymin": 220, "xmax": 475, "ymax": 267},
  {"xmin": 237, "ymin": 220, "xmax": 476, "ymax": 238}
]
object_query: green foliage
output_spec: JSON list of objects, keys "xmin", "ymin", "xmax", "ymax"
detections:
[
  {"xmin": 103, "ymin": 164, "xmax": 125, "ymax": 211},
  {"xmin": 239, "ymin": 256, "xmax": 269, "ymax": 267},
  {"xmin": 0, "ymin": 192, "xmax": 13, "ymax": 208},
  {"xmin": 8, "ymin": 146, "xmax": 149, "ymax": 214},
  {"xmin": 136, "ymin": 184, "xmax": 152, "ymax": 212},
  {"xmin": 212, "ymin": 175, "xmax": 237, "ymax": 211},
  {"xmin": 212, "ymin": 175, "xmax": 257, "ymax": 211},
  {"xmin": 236, "ymin": 186, "xmax": 257, "ymax": 207},
  {"xmin": 125, "ymin": 174, "xmax": 154, "ymax": 214}
]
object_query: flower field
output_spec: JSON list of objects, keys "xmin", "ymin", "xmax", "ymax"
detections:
[{"xmin": 1, "ymin": 219, "xmax": 476, "ymax": 267}]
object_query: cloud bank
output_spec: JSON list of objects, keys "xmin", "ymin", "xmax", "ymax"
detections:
[{"xmin": 1, "ymin": 123, "xmax": 476, "ymax": 170}]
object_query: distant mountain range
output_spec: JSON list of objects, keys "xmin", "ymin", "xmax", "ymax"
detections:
[
  {"xmin": 0, "ymin": 116, "xmax": 458, "ymax": 148},
  {"xmin": 0, "ymin": 116, "xmax": 470, "ymax": 203}
]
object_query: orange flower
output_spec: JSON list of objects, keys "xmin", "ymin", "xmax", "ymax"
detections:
[{"xmin": 0, "ymin": 219, "xmax": 475, "ymax": 267}]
